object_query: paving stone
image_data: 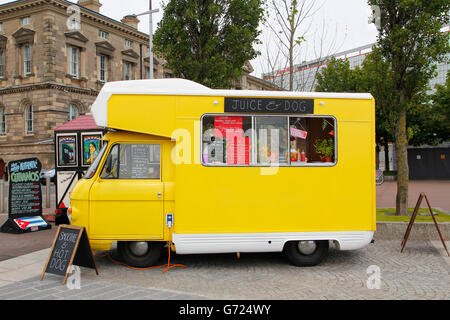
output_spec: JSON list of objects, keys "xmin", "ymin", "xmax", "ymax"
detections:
[{"xmin": 0, "ymin": 240, "xmax": 448, "ymax": 300}]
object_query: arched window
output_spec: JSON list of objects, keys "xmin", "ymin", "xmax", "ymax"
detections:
[
  {"xmin": 25, "ymin": 104, "xmax": 33, "ymax": 134},
  {"xmin": 68, "ymin": 104, "xmax": 79, "ymax": 121},
  {"xmin": 0, "ymin": 106, "xmax": 5, "ymax": 135}
]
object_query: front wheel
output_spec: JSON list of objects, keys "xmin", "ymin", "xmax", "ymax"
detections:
[
  {"xmin": 284, "ymin": 240, "xmax": 329, "ymax": 267},
  {"xmin": 117, "ymin": 241, "xmax": 163, "ymax": 268}
]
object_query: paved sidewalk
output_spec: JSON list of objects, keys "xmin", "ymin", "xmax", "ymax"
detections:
[
  {"xmin": 0, "ymin": 214, "xmax": 57, "ymax": 262},
  {"xmin": 0, "ymin": 248, "xmax": 209, "ymax": 300},
  {"xmin": 377, "ymin": 180, "xmax": 450, "ymax": 212},
  {"xmin": 0, "ymin": 180, "xmax": 448, "ymax": 300},
  {"xmin": 0, "ymin": 240, "xmax": 448, "ymax": 300}
]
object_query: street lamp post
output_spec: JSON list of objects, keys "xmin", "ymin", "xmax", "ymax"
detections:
[{"xmin": 135, "ymin": 0, "xmax": 160, "ymax": 79}]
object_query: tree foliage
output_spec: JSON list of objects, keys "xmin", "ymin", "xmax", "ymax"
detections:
[
  {"xmin": 368, "ymin": 0, "xmax": 449, "ymax": 215},
  {"xmin": 315, "ymin": 57, "xmax": 364, "ymax": 93},
  {"xmin": 316, "ymin": 54, "xmax": 394, "ymax": 168},
  {"xmin": 153, "ymin": 0, "xmax": 264, "ymax": 89},
  {"xmin": 408, "ymin": 71, "xmax": 450, "ymax": 146}
]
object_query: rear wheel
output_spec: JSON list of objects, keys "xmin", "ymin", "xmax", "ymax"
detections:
[
  {"xmin": 284, "ymin": 240, "xmax": 329, "ymax": 267},
  {"xmin": 117, "ymin": 241, "xmax": 163, "ymax": 267}
]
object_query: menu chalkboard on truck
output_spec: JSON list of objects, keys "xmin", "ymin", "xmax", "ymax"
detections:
[
  {"xmin": 131, "ymin": 144, "xmax": 150, "ymax": 179},
  {"xmin": 41, "ymin": 225, "xmax": 98, "ymax": 285}
]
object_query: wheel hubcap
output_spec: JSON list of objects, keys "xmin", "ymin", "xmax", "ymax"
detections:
[
  {"xmin": 297, "ymin": 241, "xmax": 317, "ymax": 255},
  {"xmin": 129, "ymin": 241, "xmax": 149, "ymax": 256}
]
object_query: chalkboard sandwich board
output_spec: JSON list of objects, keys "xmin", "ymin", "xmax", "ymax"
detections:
[
  {"xmin": 41, "ymin": 225, "xmax": 98, "ymax": 285},
  {"xmin": 0, "ymin": 158, "xmax": 51, "ymax": 234}
]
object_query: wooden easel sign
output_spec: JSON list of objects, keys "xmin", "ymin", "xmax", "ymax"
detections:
[
  {"xmin": 41, "ymin": 225, "xmax": 99, "ymax": 285},
  {"xmin": 401, "ymin": 193, "xmax": 449, "ymax": 256}
]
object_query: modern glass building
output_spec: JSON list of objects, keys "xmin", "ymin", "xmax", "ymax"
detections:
[{"xmin": 263, "ymin": 29, "xmax": 449, "ymax": 93}]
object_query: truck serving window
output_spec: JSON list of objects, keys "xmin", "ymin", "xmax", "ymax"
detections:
[
  {"xmin": 101, "ymin": 143, "xmax": 161, "ymax": 180},
  {"xmin": 83, "ymin": 142, "xmax": 107, "ymax": 179},
  {"xmin": 201, "ymin": 115, "xmax": 336, "ymax": 166},
  {"xmin": 202, "ymin": 115, "xmax": 252, "ymax": 165}
]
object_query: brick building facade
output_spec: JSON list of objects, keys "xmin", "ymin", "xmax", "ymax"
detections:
[{"xmin": 0, "ymin": 0, "xmax": 282, "ymax": 169}]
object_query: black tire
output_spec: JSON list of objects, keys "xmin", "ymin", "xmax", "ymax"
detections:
[
  {"xmin": 284, "ymin": 240, "xmax": 329, "ymax": 267},
  {"xmin": 117, "ymin": 241, "xmax": 163, "ymax": 268}
]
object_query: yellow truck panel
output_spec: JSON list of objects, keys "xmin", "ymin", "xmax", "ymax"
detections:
[{"xmin": 69, "ymin": 79, "xmax": 375, "ymax": 267}]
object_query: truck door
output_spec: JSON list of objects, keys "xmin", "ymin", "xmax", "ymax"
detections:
[{"xmin": 89, "ymin": 143, "xmax": 164, "ymax": 240}]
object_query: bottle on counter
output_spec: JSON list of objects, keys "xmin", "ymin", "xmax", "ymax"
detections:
[
  {"xmin": 290, "ymin": 148, "xmax": 298, "ymax": 162},
  {"xmin": 300, "ymin": 150, "xmax": 306, "ymax": 162}
]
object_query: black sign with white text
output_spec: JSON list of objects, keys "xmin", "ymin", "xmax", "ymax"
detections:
[
  {"xmin": 224, "ymin": 97, "xmax": 314, "ymax": 114},
  {"xmin": 8, "ymin": 158, "xmax": 42, "ymax": 218},
  {"xmin": 41, "ymin": 225, "xmax": 98, "ymax": 285}
]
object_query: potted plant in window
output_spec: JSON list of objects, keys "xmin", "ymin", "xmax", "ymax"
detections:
[{"xmin": 313, "ymin": 138, "xmax": 334, "ymax": 162}]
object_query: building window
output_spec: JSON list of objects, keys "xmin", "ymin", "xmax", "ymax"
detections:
[
  {"xmin": 99, "ymin": 30, "xmax": 109, "ymax": 40},
  {"xmin": 21, "ymin": 16, "xmax": 30, "ymax": 26},
  {"xmin": 125, "ymin": 39, "xmax": 133, "ymax": 47},
  {"xmin": 70, "ymin": 46, "xmax": 80, "ymax": 77},
  {"xmin": 68, "ymin": 104, "xmax": 79, "ymax": 121},
  {"xmin": 23, "ymin": 44, "xmax": 32, "ymax": 76},
  {"xmin": 0, "ymin": 107, "xmax": 5, "ymax": 135},
  {"xmin": 25, "ymin": 104, "xmax": 33, "ymax": 134},
  {"xmin": 0, "ymin": 49, "xmax": 4, "ymax": 78},
  {"xmin": 99, "ymin": 55, "xmax": 107, "ymax": 82},
  {"xmin": 0, "ymin": 23, "xmax": 3, "ymax": 31},
  {"xmin": 124, "ymin": 61, "xmax": 133, "ymax": 80}
]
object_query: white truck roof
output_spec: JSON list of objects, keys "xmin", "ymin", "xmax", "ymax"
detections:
[{"xmin": 90, "ymin": 79, "xmax": 373, "ymax": 128}]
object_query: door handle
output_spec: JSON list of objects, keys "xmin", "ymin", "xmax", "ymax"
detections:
[{"xmin": 157, "ymin": 192, "xmax": 162, "ymax": 199}]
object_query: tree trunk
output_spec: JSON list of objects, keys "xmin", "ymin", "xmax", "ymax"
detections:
[
  {"xmin": 384, "ymin": 139, "xmax": 390, "ymax": 172},
  {"xmin": 395, "ymin": 108, "xmax": 409, "ymax": 216},
  {"xmin": 289, "ymin": 31, "xmax": 294, "ymax": 91},
  {"xmin": 376, "ymin": 145, "xmax": 380, "ymax": 170},
  {"xmin": 288, "ymin": 1, "xmax": 295, "ymax": 92}
]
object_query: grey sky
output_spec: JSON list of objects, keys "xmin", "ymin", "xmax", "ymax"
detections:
[{"xmin": 0, "ymin": 0, "xmax": 379, "ymax": 78}]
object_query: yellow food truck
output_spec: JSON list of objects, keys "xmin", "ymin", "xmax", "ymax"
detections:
[{"xmin": 69, "ymin": 79, "xmax": 376, "ymax": 267}]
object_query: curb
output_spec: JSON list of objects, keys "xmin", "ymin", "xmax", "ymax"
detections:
[{"xmin": 375, "ymin": 221, "xmax": 450, "ymax": 240}]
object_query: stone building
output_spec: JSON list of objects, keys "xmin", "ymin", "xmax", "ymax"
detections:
[
  {"xmin": 0, "ymin": 0, "xmax": 282, "ymax": 169},
  {"xmin": 0, "ymin": 0, "xmax": 169, "ymax": 168}
]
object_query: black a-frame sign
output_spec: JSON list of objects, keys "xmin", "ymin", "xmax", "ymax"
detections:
[{"xmin": 41, "ymin": 225, "xmax": 98, "ymax": 285}]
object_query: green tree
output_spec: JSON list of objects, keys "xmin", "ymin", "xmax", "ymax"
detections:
[
  {"xmin": 407, "ymin": 73, "xmax": 450, "ymax": 146},
  {"xmin": 316, "ymin": 55, "xmax": 395, "ymax": 170},
  {"xmin": 153, "ymin": 0, "xmax": 264, "ymax": 89},
  {"xmin": 430, "ymin": 72, "xmax": 450, "ymax": 142},
  {"xmin": 368, "ymin": 0, "xmax": 449, "ymax": 216},
  {"xmin": 316, "ymin": 57, "xmax": 363, "ymax": 92},
  {"xmin": 360, "ymin": 48, "xmax": 396, "ymax": 171},
  {"xmin": 416, "ymin": 71, "xmax": 450, "ymax": 145}
]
